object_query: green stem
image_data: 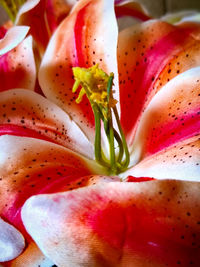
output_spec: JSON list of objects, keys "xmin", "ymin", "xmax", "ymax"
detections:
[
  {"xmin": 93, "ymin": 105, "xmax": 109, "ymax": 168},
  {"xmin": 113, "ymin": 128, "xmax": 124, "ymax": 164},
  {"xmin": 113, "ymin": 106, "xmax": 130, "ymax": 170},
  {"xmin": 108, "ymin": 114, "xmax": 116, "ymax": 173}
]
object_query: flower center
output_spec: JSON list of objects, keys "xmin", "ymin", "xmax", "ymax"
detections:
[
  {"xmin": 72, "ymin": 64, "xmax": 130, "ymax": 175},
  {"xmin": 0, "ymin": 0, "xmax": 26, "ymax": 22}
]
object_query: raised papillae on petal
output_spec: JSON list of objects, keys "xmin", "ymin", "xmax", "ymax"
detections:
[
  {"xmin": 0, "ymin": 89, "xmax": 94, "ymax": 158},
  {"xmin": 0, "ymin": 36, "xmax": 36, "ymax": 92},
  {"xmin": 0, "ymin": 135, "xmax": 104, "ymax": 236},
  {"xmin": 118, "ymin": 20, "xmax": 200, "ymax": 145},
  {"xmin": 39, "ymin": 0, "xmax": 118, "ymax": 143},
  {"xmin": 22, "ymin": 180, "xmax": 200, "ymax": 267}
]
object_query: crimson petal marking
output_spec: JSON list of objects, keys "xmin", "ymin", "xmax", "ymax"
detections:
[
  {"xmin": 115, "ymin": 0, "xmax": 150, "ymax": 32},
  {"xmin": 0, "ymin": 26, "xmax": 29, "ymax": 55},
  {"xmin": 16, "ymin": 0, "xmax": 50, "ymax": 55},
  {"xmin": 3, "ymin": 242, "xmax": 55, "ymax": 267},
  {"xmin": 0, "ymin": 36, "xmax": 36, "ymax": 92},
  {"xmin": 0, "ymin": 89, "xmax": 94, "ymax": 158},
  {"xmin": 0, "ymin": 135, "xmax": 103, "ymax": 236},
  {"xmin": 118, "ymin": 20, "xmax": 199, "ymax": 144},
  {"xmin": 177, "ymin": 21, "xmax": 200, "ymax": 40},
  {"xmin": 39, "ymin": 0, "xmax": 118, "ymax": 142},
  {"xmin": 125, "ymin": 136, "xmax": 200, "ymax": 181},
  {"xmin": 22, "ymin": 180, "xmax": 200, "ymax": 267},
  {"xmin": 45, "ymin": 0, "xmax": 74, "ymax": 33},
  {"xmin": 115, "ymin": 0, "xmax": 150, "ymax": 23},
  {"xmin": 0, "ymin": 218, "xmax": 25, "ymax": 262},
  {"xmin": 131, "ymin": 67, "xmax": 200, "ymax": 162}
]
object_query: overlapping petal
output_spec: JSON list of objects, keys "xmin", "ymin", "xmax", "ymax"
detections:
[
  {"xmin": 0, "ymin": 31, "xmax": 36, "ymax": 92},
  {"xmin": 22, "ymin": 180, "xmax": 200, "ymax": 267},
  {"xmin": 4, "ymin": 242, "xmax": 55, "ymax": 267},
  {"xmin": 0, "ymin": 89, "xmax": 93, "ymax": 157},
  {"xmin": 15, "ymin": 0, "xmax": 77, "ymax": 55},
  {"xmin": 45, "ymin": 0, "xmax": 76, "ymax": 33},
  {"xmin": 0, "ymin": 0, "xmax": 199, "ymax": 266},
  {"xmin": 115, "ymin": 0, "xmax": 150, "ymax": 31},
  {"xmin": 131, "ymin": 67, "xmax": 200, "ymax": 160},
  {"xmin": 118, "ymin": 20, "xmax": 200, "ymax": 144},
  {"xmin": 0, "ymin": 26, "xmax": 29, "ymax": 56},
  {"xmin": 39, "ymin": 0, "xmax": 119, "ymax": 142},
  {"xmin": 16, "ymin": 0, "xmax": 50, "ymax": 55},
  {"xmin": 125, "ymin": 135, "xmax": 200, "ymax": 181},
  {"xmin": 0, "ymin": 135, "xmax": 103, "ymax": 235},
  {"xmin": 0, "ymin": 218, "xmax": 25, "ymax": 262}
]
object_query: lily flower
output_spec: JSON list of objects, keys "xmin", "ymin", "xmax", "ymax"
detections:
[{"xmin": 0, "ymin": 0, "xmax": 200, "ymax": 266}]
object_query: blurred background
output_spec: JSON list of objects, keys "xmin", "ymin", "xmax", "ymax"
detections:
[
  {"xmin": 0, "ymin": 0, "xmax": 200, "ymax": 24},
  {"xmin": 140, "ymin": 0, "xmax": 200, "ymax": 17}
]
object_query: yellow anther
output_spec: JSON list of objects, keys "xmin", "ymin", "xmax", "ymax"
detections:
[{"xmin": 72, "ymin": 64, "xmax": 117, "ymax": 111}]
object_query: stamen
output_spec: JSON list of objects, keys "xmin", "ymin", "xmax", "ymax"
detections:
[{"xmin": 72, "ymin": 65, "xmax": 130, "ymax": 174}]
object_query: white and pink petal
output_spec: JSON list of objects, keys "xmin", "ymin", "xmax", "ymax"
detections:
[
  {"xmin": 118, "ymin": 20, "xmax": 200, "ymax": 144},
  {"xmin": 22, "ymin": 180, "xmax": 200, "ymax": 267},
  {"xmin": 131, "ymin": 67, "xmax": 200, "ymax": 161},
  {"xmin": 0, "ymin": 36, "xmax": 36, "ymax": 92},
  {"xmin": 125, "ymin": 135, "xmax": 200, "ymax": 181},
  {"xmin": 0, "ymin": 218, "xmax": 25, "ymax": 262},
  {"xmin": 0, "ymin": 89, "xmax": 93, "ymax": 158},
  {"xmin": 39, "ymin": 0, "xmax": 119, "ymax": 143},
  {"xmin": 3, "ymin": 242, "xmax": 55, "ymax": 267},
  {"xmin": 0, "ymin": 135, "xmax": 103, "ymax": 236}
]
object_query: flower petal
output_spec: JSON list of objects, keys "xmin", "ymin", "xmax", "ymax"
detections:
[
  {"xmin": 118, "ymin": 20, "xmax": 200, "ymax": 144},
  {"xmin": 0, "ymin": 218, "xmax": 25, "ymax": 262},
  {"xmin": 0, "ymin": 89, "xmax": 93, "ymax": 158},
  {"xmin": 0, "ymin": 36, "xmax": 36, "ymax": 92},
  {"xmin": 0, "ymin": 135, "xmax": 103, "ymax": 235},
  {"xmin": 0, "ymin": 26, "xmax": 29, "ymax": 56},
  {"xmin": 4, "ymin": 242, "xmax": 55, "ymax": 267},
  {"xmin": 16, "ymin": 0, "xmax": 50, "ymax": 55},
  {"xmin": 125, "ymin": 135, "xmax": 200, "ymax": 181},
  {"xmin": 115, "ymin": 0, "xmax": 150, "ymax": 31},
  {"xmin": 0, "ymin": 21, "xmax": 13, "ymax": 39},
  {"xmin": 45, "ymin": 0, "xmax": 75, "ymax": 33},
  {"xmin": 39, "ymin": 0, "xmax": 118, "ymax": 142},
  {"xmin": 22, "ymin": 180, "xmax": 200, "ymax": 266},
  {"xmin": 131, "ymin": 67, "xmax": 200, "ymax": 161}
]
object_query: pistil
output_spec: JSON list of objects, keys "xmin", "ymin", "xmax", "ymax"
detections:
[{"xmin": 72, "ymin": 64, "xmax": 130, "ymax": 174}]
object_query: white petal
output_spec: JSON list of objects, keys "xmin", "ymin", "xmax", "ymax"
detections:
[{"xmin": 0, "ymin": 218, "xmax": 25, "ymax": 262}]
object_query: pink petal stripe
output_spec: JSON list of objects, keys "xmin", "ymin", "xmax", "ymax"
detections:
[
  {"xmin": 0, "ymin": 89, "xmax": 94, "ymax": 158},
  {"xmin": 131, "ymin": 67, "xmax": 200, "ymax": 160},
  {"xmin": 22, "ymin": 180, "xmax": 200, "ymax": 266},
  {"xmin": 39, "ymin": 0, "xmax": 118, "ymax": 143},
  {"xmin": 0, "ymin": 36, "xmax": 36, "ymax": 92},
  {"xmin": 115, "ymin": 1, "xmax": 150, "ymax": 21},
  {"xmin": 118, "ymin": 20, "xmax": 199, "ymax": 144},
  {"xmin": 0, "ymin": 135, "xmax": 100, "ymax": 238}
]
